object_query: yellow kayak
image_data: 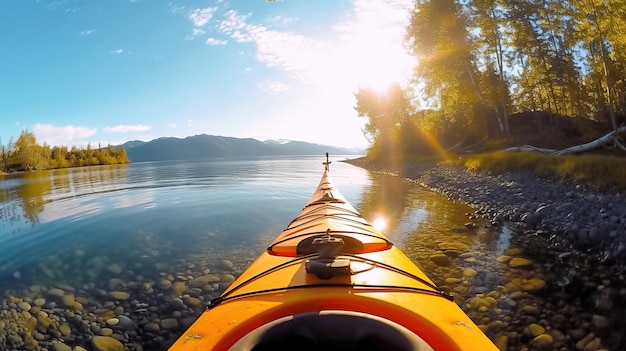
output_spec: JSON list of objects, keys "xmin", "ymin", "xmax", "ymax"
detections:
[{"xmin": 168, "ymin": 155, "xmax": 498, "ymax": 351}]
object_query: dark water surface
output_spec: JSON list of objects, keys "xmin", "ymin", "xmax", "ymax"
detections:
[{"xmin": 0, "ymin": 156, "xmax": 623, "ymax": 350}]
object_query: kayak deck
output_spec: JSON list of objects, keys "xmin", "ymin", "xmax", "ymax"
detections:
[{"xmin": 168, "ymin": 158, "xmax": 497, "ymax": 351}]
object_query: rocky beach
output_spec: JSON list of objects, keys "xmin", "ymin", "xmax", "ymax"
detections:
[
  {"xmin": 345, "ymin": 157, "xmax": 626, "ymax": 350},
  {"xmin": 344, "ymin": 158, "xmax": 626, "ymax": 268}
]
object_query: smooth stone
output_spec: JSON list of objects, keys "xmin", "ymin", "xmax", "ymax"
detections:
[
  {"xmin": 100, "ymin": 327, "xmax": 114, "ymax": 336},
  {"xmin": 108, "ymin": 278, "xmax": 125, "ymax": 290},
  {"xmin": 58, "ymin": 323, "xmax": 72, "ymax": 336},
  {"xmin": 522, "ymin": 278, "xmax": 546, "ymax": 291},
  {"xmin": 108, "ymin": 264, "xmax": 123, "ymax": 274},
  {"xmin": 50, "ymin": 328, "xmax": 63, "ymax": 338},
  {"xmin": 221, "ymin": 259, "xmax": 234, "ymax": 269},
  {"xmin": 429, "ymin": 253, "xmax": 450, "ymax": 266},
  {"xmin": 184, "ymin": 297, "xmax": 202, "ymax": 308},
  {"xmin": 583, "ymin": 337, "xmax": 602, "ymax": 351},
  {"xmin": 468, "ymin": 297, "xmax": 490, "ymax": 310},
  {"xmin": 528, "ymin": 323, "xmax": 545, "ymax": 337},
  {"xmin": 33, "ymin": 298, "xmax": 46, "ymax": 307},
  {"xmin": 575, "ymin": 332, "xmax": 595, "ymax": 350},
  {"xmin": 532, "ymin": 333, "xmax": 553, "ymax": 349},
  {"xmin": 54, "ymin": 283, "xmax": 75, "ymax": 292},
  {"xmin": 444, "ymin": 249, "xmax": 463, "ymax": 257},
  {"xmin": 494, "ymin": 335, "xmax": 508, "ymax": 351},
  {"xmin": 117, "ymin": 315, "xmax": 134, "ymax": 328},
  {"xmin": 445, "ymin": 277, "xmax": 462, "ymax": 284},
  {"xmin": 591, "ymin": 314, "xmax": 609, "ymax": 329},
  {"xmin": 18, "ymin": 301, "xmax": 32, "ymax": 312},
  {"xmin": 521, "ymin": 304, "xmax": 539, "ymax": 315},
  {"xmin": 222, "ymin": 274, "xmax": 236, "ymax": 284},
  {"xmin": 512, "ymin": 278, "xmax": 546, "ymax": 291},
  {"xmin": 143, "ymin": 322, "xmax": 160, "ymax": 333},
  {"xmin": 25, "ymin": 316, "xmax": 37, "ymax": 332},
  {"xmin": 158, "ymin": 279, "xmax": 172, "ymax": 289},
  {"xmin": 161, "ymin": 318, "xmax": 179, "ymax": 330},
  {"xmin": 504, "ymin": 247, "xmax": 523, "ymax": 255},
  {"xmin": 496, "ymin": 255, "xmax": 511, "ymax": 263},
  {"xmin": 188, "ymin": 275, "xmax": 220, "ymax": 288},
  {"xmin": 37, "ymin": 314, "xmax": 53, "ymax": 331},
  {"xmin": 437, "ymin": 242, "xmax": 470, "ymax": 252},
  {"xmin": 457, "ymin": 252, "xmax": 476, "ymax": 259},
  {"xmin": 52, "ymin": 342, "xmax": 72, "ymax": 351},
  {"xmin": 47, "ymin": 288, "xmax": 65, "ymax": 298},
  {"xmin": 108, "ymin": 291, "xmax": 130, "ymax": 300},
  {"xmin": 509, "ymin": 257, "xmax": 533, "ymax": 268},
  {"xmin": 91, "ymin": 335, "xmax": 124, "ymax": 351},
  {"xmin": 170, "ymin": 282, "xmax": 188, "ymax": 296},
  {"xmin": 550, "ymin": 329, "xmax": 567, "ymax": 348},
  {"xmin": 170, "ymin": 298, "xmax": 185, "ymax": 308},
  {"xmin": 463, "ymin": 268, "xmax": 477, "ymax": 278},
  {"xmin": 62, "ymin": 294, "xmax": 75, "ymax": 308},
  {"xmin": 106, "ymin": 318, "xmax": 120, "ymax": 326},
  {"xmin": 484, "ymin": 296, "xmax": 497, "ymax": 307},
  {"xmin": 486, "ymin": 291, "xmax": 500, "ymax": 299},
  {"xmin": 23, "ymin": 336, "xmax": 38, "ymax": 350}
]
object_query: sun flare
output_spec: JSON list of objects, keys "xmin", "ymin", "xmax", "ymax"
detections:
[{"xmin": 372, "ymin": 216, "xmax": 388, "ymax": 231}]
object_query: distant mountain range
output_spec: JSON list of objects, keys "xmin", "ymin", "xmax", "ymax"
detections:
[{"xmin": 117, "ymin": 134, "xmax": 365, "ymax": 162}]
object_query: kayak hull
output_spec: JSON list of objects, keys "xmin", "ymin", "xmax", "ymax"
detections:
[{"xmin": 168, "ymin": 164, "xmax": 497, "ymax": 351}]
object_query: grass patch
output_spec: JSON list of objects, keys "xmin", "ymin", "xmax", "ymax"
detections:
[{"xmin": 459, "ymin": 151, "xmax": 626, "ymax": 192}]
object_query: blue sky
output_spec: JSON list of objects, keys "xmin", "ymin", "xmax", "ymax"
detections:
[{"xmin": 1, "ymin": 0, "xmax": 414, "ymax": 149}]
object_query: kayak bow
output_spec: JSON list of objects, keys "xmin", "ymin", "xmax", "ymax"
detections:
[{"xmin": 168, "ymin": 154, "xmax": 497, "ymax": 351}]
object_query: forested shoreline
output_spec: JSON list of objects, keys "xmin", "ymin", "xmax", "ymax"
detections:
[
  {"xmin": 356, "ymin": 0, "xmax": 626, "ymax": 158},
  {"xmin": 0, "ymin": 130, "xmax": 130, "ymax": 174}
]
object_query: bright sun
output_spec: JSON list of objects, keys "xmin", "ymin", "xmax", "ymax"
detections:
[
  {"xmin": 372, "ymin": 216, "xmax": 388, "ymax": 231},
  {"xmin": 342, "ymin": 22, "xmax": 415, "ymax": 92}
]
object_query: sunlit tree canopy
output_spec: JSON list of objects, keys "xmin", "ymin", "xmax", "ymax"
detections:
[{"xmin": 355, "ymin": 0, "xmax": 626, "ymax": 157}]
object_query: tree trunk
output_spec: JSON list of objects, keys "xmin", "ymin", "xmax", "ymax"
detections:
[{"xmin": 503, "ymin": 126, "xmax": 626, "ymax": 155}]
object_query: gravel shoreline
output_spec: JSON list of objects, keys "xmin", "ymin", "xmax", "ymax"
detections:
[{"xmin": 344, "ymin": 157, "xmax": 626, "ymax": 270}]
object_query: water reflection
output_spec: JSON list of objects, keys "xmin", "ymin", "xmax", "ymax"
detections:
[{"xmin": 0, "ymin": 165, "xmax": 131, "ymax": 227}]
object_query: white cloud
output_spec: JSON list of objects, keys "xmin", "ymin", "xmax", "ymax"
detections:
[
  {"xmin": 32, "ymin": 124, "xmax": 97, "ymax": 146},
  {"xmin": 219, "ymin": 10, "xmax": 249, "ymax": 33},
  {"xmin": 267, "ymin": 15, "xmax": 298, "ymax": 27},
  {"xmin": 80, "ymin": 30, "xmax": 94, "ymax": 36},
  {"xmin": 189, "ymin": 7, "xmax": 216, "ymax": 27},
  {"xmin": 217, "ymin": 10, "xmax": 330, "ymax": 83},
  {"xmin": 167, "ymin": 123, "xmax": 178, "ymax": 128},
  {"xmin": 213, "ymin": 1, "xmax": 414, "ymax": 90},
  {"xmin": 206, "ymin": 37, "xmax": 228, "ymax": 45},
  {"xmin": 110, "ymin": 49, "xmax": 123, "ymax": 54},
  {"xmin": 104, "ymin": 125, "xmax": 151, "ymax": 133},
  {"xmin": 257, "ymin": 80, "xmax": 290, "ymax": 94},
  {"xmin": 192, "ymin": 28, "xmax": 206, "ymax": 36}
]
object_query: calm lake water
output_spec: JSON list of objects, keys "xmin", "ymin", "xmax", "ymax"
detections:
[{"xmin": 0, "ymin": 156, "xmax": 623, "ymax": 351}]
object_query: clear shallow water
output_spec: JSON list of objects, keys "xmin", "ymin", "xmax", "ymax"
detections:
[
  {"xmin": 0, "ymin": 157, "xmax": 372, "ymax": 279},
  {"xmin": 1, "ymin": 156, "xmax": 623, "ymax": 351}
]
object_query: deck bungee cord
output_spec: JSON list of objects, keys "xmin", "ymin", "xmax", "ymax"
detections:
[{"xmin": 206, "ymin": 252, "xmax": 453, "ymax": 310}]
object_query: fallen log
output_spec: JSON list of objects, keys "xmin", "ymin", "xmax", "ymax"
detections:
[{"xmin": 504, "ymin": 126, "xmax": 626, "ymax": 155}]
